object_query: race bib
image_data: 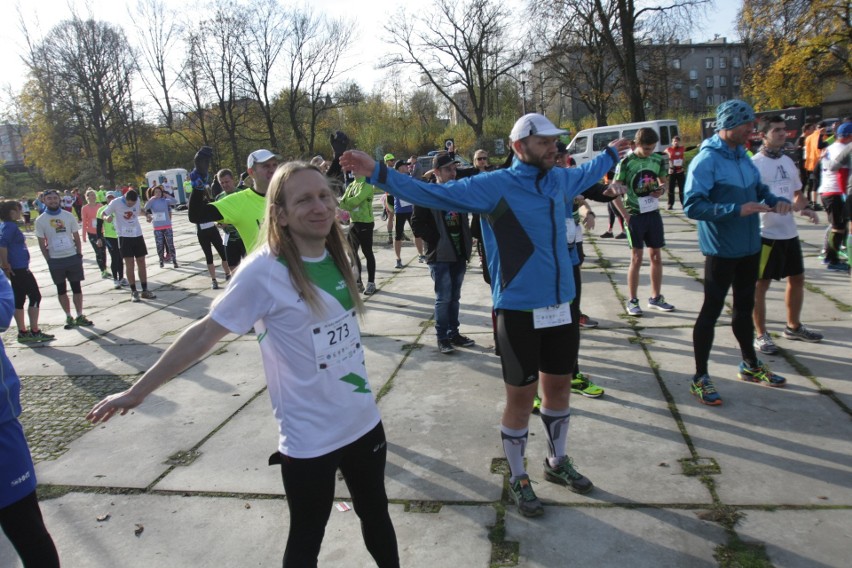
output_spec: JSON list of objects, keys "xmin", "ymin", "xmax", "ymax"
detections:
[
  {"xmin": 533, "ymin": 303, "xmax": 572, "ymax": 329},
  {"xmin": 199, "ymin": 221, "xmax": 216, "ymax": 230},
  {"xmin": 638, "ymin": 195, "xmax": 659, "ymax": 214},
  {"xmin": 672, "ymin": 159, "xmax": 683, "ymax": 167},
  {"xmin": 311, "ymin": 309, "xmax": 362, "ymax": 371},
  {"xmin": 119, "ymin": 225, "xmax": 137, "ymax": 237},
  {"xmin": 153, "ymin": 212, "xmax": 167, "ymax": 222},
  {"xmin": 52, "ymin": 235, "xmax": 73, "ymax": 252}
]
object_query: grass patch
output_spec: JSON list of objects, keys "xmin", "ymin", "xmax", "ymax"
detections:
[
  {"xmin": 164, "ymin": 449, "xmax": 202, "ymax": 467},
  {"xmin": 679, "ymin": 457, "xmax": 721, "ymax": 477},
  {"xmin": 714, "ymin": 536, "xmax": 773, "ymax": 568},
  {"xmin": 405, "ymin": 500, "xmax": 443, "ymax": 513}
]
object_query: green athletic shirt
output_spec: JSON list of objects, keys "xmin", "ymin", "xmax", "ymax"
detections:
[
  {"xmin": 216, "ymin": 189, "xmax": 242, "ymax": 241},
  {"xmin": 281, "ymin": 254, "xmax": 355, "ymax": 311},
  {"xmin": 614, "ymin": 153, "xmax": 667, "ymax": 215},
  {"xmin": 97, "ymin": 204, "xmax": 117, "ymax": 238},
  {"xmin": 211, "ymin": 189, "xmax": 265, "ymax": 252}
]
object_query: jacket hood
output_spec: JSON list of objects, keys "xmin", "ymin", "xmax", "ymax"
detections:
[{"xmin": 700, "ymin": 134, "xmax": 748, "ymax": 161}]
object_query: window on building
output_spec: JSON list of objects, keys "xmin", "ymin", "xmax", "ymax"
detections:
[
  {"xmin": 689, "ymin": 69, "xmax": 698, "ymax": 80},
  {"xmin": 733, "ymin": 75, "xmax": 741, "ymax": 86},
  {"xmin": 719, "ymin": 75, "xmax": 727, "ymax": 87},
  {"xmin": 689, "ymin": 86, "xmax": 699, "ymax": 99},
  {"xmin": 674, "ymin": 81, "xmax": 683, "ymax": 91},
  {"xmin": 705, "ymin": 57, "xmax": 714, "ymax": 69},
  {"xmin": 706, "ymin": 76, "xmax": 714, "ymax": 88},
  {"xmin": 719, "ymin": 57, "xmax": 727, "ymax": 69},
  {"xmin": 672, "ymin": 58, "xmax": 681, "ymax": 70},
  {"xmin": 733, "ymin": 56, "xmax": 742, "ymax": 68},
  {"xmin": 706, "ymin": 95, "xmax": 714, "ymax": 106}
]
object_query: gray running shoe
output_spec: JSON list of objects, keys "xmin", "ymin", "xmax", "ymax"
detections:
[
  {"xmin": 782, "ymin": 324, "xmax": 823, "ymax": 343},
  {"xmin": 626, "ymin": 298, "xmax": 643, "ymax": 317},
  {"xmin": 131, "ymin": 291, "xmax": 141, "ymax": 303},
  {"xmin": 754, "ymin": 333, "xmax": 778, "ymax": 354},
  {"xmin": 543, "ymin": 457, "xmax": 593, "ymax": 494},
  {"xmin": 438, "ymin": 339, "xmax": 455, "ymax": 354},
  {"xmin": 364, "ymin": 282, "xmax": 377, "ymax": 296},
  {"xmin": 509, "ymin": 475, "xmax": 544, "ymax": 517},
  {"xmin": 647, "ymin": 295, "xmax": 675, "ymax": 311},
  {"xmin": 141, "ymin": 290, "xmax": 157, "ymax": 299}
]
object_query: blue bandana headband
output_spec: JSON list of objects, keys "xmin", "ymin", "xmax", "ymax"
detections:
[{"xmin": 715, "ymin": 99, "xmax": 755, "ymax": 131}]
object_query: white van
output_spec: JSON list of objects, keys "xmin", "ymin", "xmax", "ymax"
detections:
[{"xmin": 567, "ymin": 120, "xmax": 679, "ymax": 165}]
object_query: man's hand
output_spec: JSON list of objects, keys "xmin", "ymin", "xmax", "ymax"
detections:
[
  {"xmin": 609, "ymin": 138, "xmax": 632, "ymax": 158},
  {"xmin": 331, "ymin": 131, "xmax": 350, "ymax": 156},
  {"xmin": 1, "ymin": 265, "xmax": 13, "ymax": 278},
  {"xmin": 604, "ymin": 182, "xmax": 627, "ymax": 197},
  {"xmin": 773, "ymin": 201, "xmax": 793, "ymax": 215},
  {"xmin": 340, "ymin": 150, "xmax": 377, "ymax": 178},
  {"xmin": 801, "ymin": 208, "xmax": 820, "ymax": 224},
  {"xmin": 86, "ymin": 389, "xmax": 146, "ymax": 424},
  {"xmin": 740, "ymin": 202, "xmax": 772, "ymax": 216}
]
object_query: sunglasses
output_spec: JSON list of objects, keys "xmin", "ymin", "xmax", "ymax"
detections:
[{"xmin": 476, "ymin": 157, "xmax": 488, "ymax": 161}]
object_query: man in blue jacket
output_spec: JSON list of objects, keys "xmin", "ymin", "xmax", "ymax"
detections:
[
  {"xmin": 341, "ymin": 114, "xmax": 629, "ymax": 518},
  {"xmin": 684, "ymin": 100, "xmax": 793, "ymax": 406}
]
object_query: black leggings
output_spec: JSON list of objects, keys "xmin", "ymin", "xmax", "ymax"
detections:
[
  {"xmin": 197, "ymin": 226, "xmax": 227, "ymax": 265},
  {"xmin": 87, "ymin": 233, "xmax": 106, "ymax": 271},
  {"xmin": 104, "ymin": 237, "xmax": 123, "ymax": 280},
  {"xmin": 224, "ymin": 234, "xmax": 246, "ymax": 268},
  {"xmin": 270, "ymin": 422, "xmax": 398, "ymax": 568},
  {"xmin": 607, "ymin": 202, "xmax": 624, "ymax": 230},
  {"xmin": 348, "ymin": 222, "xmax": 376, "ymax": 283},
  {"xmin": 0, "ymin": 491, "xmax": 60, "ymax": 567},
  {"xmin": 693, "ymin": 254, "xmax": 760, "ymax": 376}
]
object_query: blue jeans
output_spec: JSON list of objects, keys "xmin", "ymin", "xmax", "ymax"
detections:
[{"xmin": 429, "ymin": 260, "xmax": 467, "ymax": 340}]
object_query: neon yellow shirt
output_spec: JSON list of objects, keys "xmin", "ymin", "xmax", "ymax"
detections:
[{"xmin": 211, "ymin": 189, "xmax": 266, "ymax": 251}]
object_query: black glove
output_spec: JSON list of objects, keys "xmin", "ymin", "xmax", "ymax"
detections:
[
  {"xmin": 330, "ymin": 131, "xmax": 350, "ymax": 157},
  {"xmin": 194, "ymin": 146, "xmax": 214, "ymax": 177}
]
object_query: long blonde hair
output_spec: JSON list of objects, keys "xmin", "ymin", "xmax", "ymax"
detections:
[{"xmin": 258, "ymin": 161, "xmax": 365, "ymax": 316}]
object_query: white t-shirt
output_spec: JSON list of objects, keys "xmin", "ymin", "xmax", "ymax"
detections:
[
  {"xmin": 34, "ymin": 209, "xmax": 79, "ymax": 259},
  {"xmin": 103, "ymin": 197, "xmax": 144, "ymax": 238},
  {"xmin": 818, "ymin": 141, "xmax": 849, "ymax": 196},
  {"xmin": 752, "ymin": 152, "xmax": 802, "ymax": 240},
  {"xmin": 210, "ymin": 246, "xmax": 380, "ymax": 458}
]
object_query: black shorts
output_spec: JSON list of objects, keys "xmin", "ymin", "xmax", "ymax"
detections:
[
  {"xmin": 820, "ymin": 194, "xmax": 846, "ymax": 231},
  {"xmin": 844, "ymin": 195, "xmax": 852, "ymax": 225},
  {"xmin": 386, "ymin": 194, "xmax": 395, "ymax": 208},
  {"xmin": 758, "ymin": 236, "xmax": 804, "ymax": 280},
  {"xmin": 119, "ymin": 235, "xmax": 148, "ymax": 258},
  {"xmin": 47, "ymin": 255, "xmax": 84, "ymax": 285},
  {"xmin": 9, "ymin": 269, "xmax": 41, "ymax": 309},
  {"xmin": 496, "ymin": 304, "xmax": 580, "ymax": 387},
  {"xmin": 626, "ymin": 210, "xmax": 665, "ymax": 249}
]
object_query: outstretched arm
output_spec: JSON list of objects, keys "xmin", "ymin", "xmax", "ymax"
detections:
[{"xmin": 86, "ymin": 315, "xmax": 230, "ymax": 424}]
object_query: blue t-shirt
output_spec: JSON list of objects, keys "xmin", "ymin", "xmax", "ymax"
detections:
[{"xmin": 0, "ymin": 221, "xmax": 30, "ymax": 270}]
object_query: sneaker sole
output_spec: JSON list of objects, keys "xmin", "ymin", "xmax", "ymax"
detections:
[
  {"xmin": 572, "ymin": 389, "xmax": 604, "ymax": 398},
  {"xmin": 782, "ymin": 333, "xmax": 822, "ymax": 343},
  {"xmin": 627, "ymin": 311, "xmax": 643, "ymax": 317},
  {"xmin": 754, "ymin": 344, "xmax": 779, "ymax": 354},
  {"xmin": 738, "ymin": 373, "xmax": 786, "ymax": 388},
  {"xmin": 648, "ymin": 305, "xmax": 675, "ymax": 312},
  {"xmin": 690, "ymin": 389, "xmax": 722, "ymax": 406},
  {"xmin": 543, "ymin": 471, "xmax": 594, "ymax": 494}
]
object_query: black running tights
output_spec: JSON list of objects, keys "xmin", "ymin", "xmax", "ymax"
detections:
[
  {"xmin": 0, "ymin": 491, "xmax": 60, "ymax": 567},
  {"xmin": 348, "ymin": 222, "xmax": 376, "ymax": 283},
  {"xmin": 693, "ymin": 253, "xmax": 760, "ymax": 376},
  {"xmin": 272, "ymin": 422, "xmax": 398, "ymax": 568}
]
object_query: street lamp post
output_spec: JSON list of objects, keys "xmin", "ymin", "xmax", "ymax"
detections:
[{"xmin": 521, "ymin": 80, "xmax": 527, "ymax": 114}]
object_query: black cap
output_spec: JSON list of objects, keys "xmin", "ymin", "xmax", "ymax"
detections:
[
  {"xmin": 556, "ymin": 141, "xmax": 568, "ymax": 155},
  {"xmin": 394, "ymin": 159, "xmax": 409, "ymax": 170},
  {"xmin": 195, "ymin": 146, "xmax": 214, "ymax": 161},
  {"xmin": 431, "ymin": 152, "xmax": 458, "ymax": 170}
]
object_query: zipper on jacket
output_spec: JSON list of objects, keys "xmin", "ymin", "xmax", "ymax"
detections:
[{"xmin": 535, "ymin": 171, "xmax": 561, "ymax": 305}]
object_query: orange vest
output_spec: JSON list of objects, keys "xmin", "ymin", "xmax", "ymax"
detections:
[{"xmin": 804, "ymin": 131, "xmax": 822, "ymax": 172}]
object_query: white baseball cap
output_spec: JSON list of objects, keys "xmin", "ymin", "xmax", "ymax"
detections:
[
  {"xmin": 509, "ymin": 113, "xmax": 568, "ymax": 142},
  {"xmin": 247, "ymin": 149, "xmax": 282, "ymax": 170}
]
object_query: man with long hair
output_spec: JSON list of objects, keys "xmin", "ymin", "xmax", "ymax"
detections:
[{"xmin": 87, "ymin": 162, "xmax": 399, "ymax": 568}]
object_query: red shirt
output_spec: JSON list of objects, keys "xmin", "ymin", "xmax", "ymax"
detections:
[{"xmin": 665, "ymin": 146, "xmax": 685, "ymax": 173}]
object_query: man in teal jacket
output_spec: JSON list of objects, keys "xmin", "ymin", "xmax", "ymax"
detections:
[
  {"xmin": 684, "ymin": 99, "xmax": 793, "ymax": 406},
  {"xmin": 341, "ymin": 114, "xmax": 629, "ymax": 518}
]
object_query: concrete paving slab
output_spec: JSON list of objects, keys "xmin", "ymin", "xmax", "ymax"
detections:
[
  {"xmin": 505, "ymin": 507, "xmax": 727, "ymax": 567},
  {"xmin": 9, "ymin": 343, "xmax": 169, "ymax": 377},
  {"xmin": 379, "ymin": 344, "xmax": 506, "ymax": 502},
  {"xmin": 0, "ymin": 493, "xmax": 495, "ymax": 568},
  {"xmin": 525, "ymin": 329, "xmax": 713, "ymax": 505},
  {"xmin": 653, "ymin": 327, "xmax": 852, "ymax": 505},
  {"xmin": 737, "ymin": 510, "xmax": 852, "ymax": 568},
  {"xmin": 35, "ymin": 345, "xmax": 265, "ymax": 488}
]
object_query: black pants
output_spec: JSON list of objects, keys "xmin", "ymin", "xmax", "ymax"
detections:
[
  {"xmin": 104, "ymin": 237, "xmax": 123, "ymax": 280},
  {"xmin": 0, "ymin": 491, "xmax": 60, "ymax": 567},
  {"xmin": 197, "ymin": 226, "xmax": 227, "ymax": 265},
  {"xmin": 87, "ymin": 233, "xmax": 106, "ymax": 271},
  {"xmin": 693, "ymin": 254, "xmax": 760, "ymax": 376},
  {"xmin": 348, "ymin": 222, "xmax": 376, "ymax": 283},
  {"xmin": 270, "ymin": 422, "xmax": 398, "ymax": 568},
  {"xmin": 224, "ymin": 234, "xmax": 246, "ymax": 268},
  {"xmin": 607, "ymin": 202, "xmax": 624, "ymax": 231},
  {"xmin": 667, "ymin": 172, "xmax": 685, "ymax": 207}
]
